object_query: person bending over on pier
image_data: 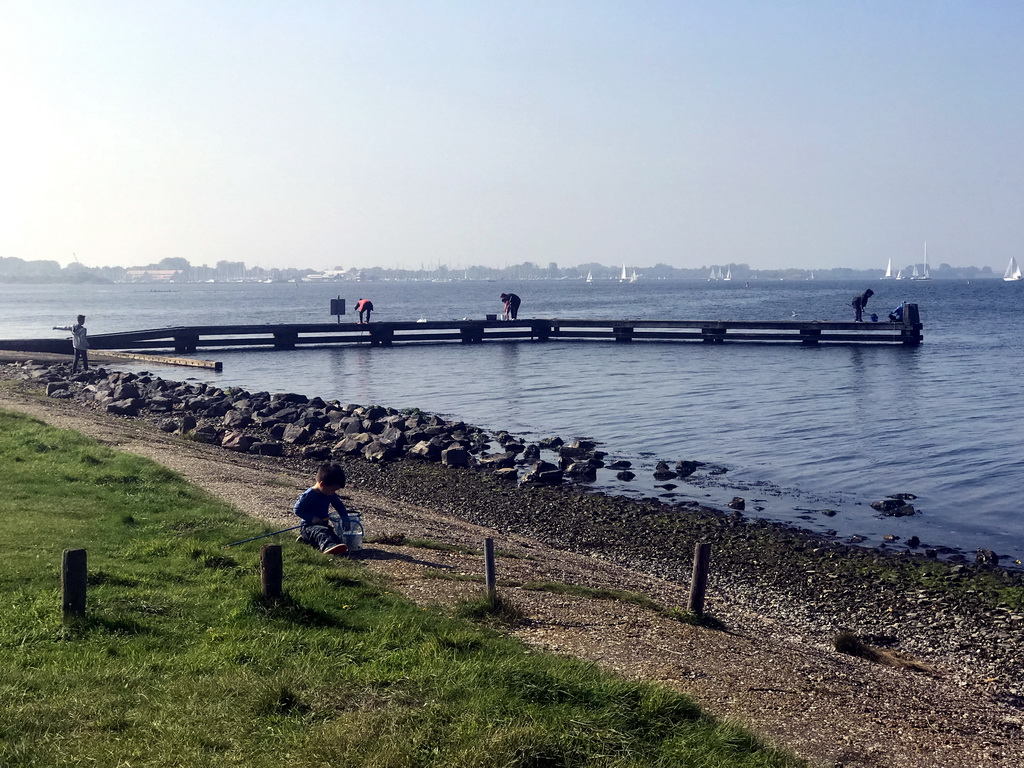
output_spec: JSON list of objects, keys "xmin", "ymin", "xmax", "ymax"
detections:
[
  {"xmin": 294, "ymin": 462, "xmax": 351, "ymax": 556},
  {"xmin": 52, "ymin": 314, "xmax": 89, "ymax": 372},
  {"xmin": 851, "ymin": 289, "xmax": 874, "ymax": 322},
  {"xmin": 355, "ymin": 298, "xmax": 374, "ymax": 324},
  {"xmin": 500, "ymin": 292, "xmax": 521, "ymax": 320}
]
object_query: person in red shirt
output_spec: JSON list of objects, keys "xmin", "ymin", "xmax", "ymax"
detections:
[{"xmin": 355, "ymin": 298, "xmax": 374, "ymax": 324}]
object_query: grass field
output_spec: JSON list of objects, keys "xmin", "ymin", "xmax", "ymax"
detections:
[{"xmin": 0, "ymin": 408, "xmax": 802, "ymax": 767}]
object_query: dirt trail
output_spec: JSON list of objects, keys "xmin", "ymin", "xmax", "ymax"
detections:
[{"xmin": 2, "ymin": 381, "xmax": 1022, "ymax": 768}]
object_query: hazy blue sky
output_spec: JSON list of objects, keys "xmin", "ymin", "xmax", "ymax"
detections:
[{"xmin": 2, "ymin": 1, "xmax": 1022, "ymax": 272}]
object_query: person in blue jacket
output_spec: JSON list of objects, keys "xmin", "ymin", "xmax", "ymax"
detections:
[{"xmin": 293, "ymin": 462, "xmax": 351, "ymax": 555}]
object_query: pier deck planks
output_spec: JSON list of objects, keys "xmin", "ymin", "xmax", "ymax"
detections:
[{"xmin": 1, "ymin": 308, "xmax": 923, "ymax": 358}]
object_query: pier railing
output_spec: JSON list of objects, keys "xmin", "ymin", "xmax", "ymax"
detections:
[{"xmin": 1, "ymin": 305, "xmax": 923, "ymax": 357}]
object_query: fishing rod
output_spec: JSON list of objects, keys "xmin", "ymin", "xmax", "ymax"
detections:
[{"xmin": 223, "ymin": 524, "xmax": 303, "ymax": 549}]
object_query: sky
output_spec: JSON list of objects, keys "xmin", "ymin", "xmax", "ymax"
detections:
[{"xmin": 2, "ymin": 1, "xmax": 1022, "ymax": 272}]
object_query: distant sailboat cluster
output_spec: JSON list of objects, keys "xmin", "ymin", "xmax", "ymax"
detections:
[
  {"xmin": 911, "ymin": 243, "xmax": 931, "ymax": 280},
  {"xmin": 707, "ymin": 266, "xmax": 731, "ymax": 281},
  {"xmin": 616, "ymin": 265, "xmax": 639, "ymax": 282},
  {"xmin": 583, "ymin": 267, "xmax": 641, "ymax": 283},
  {"xmin": 881, "ymin": 244, "xmax": 930, "ymax": 281}
]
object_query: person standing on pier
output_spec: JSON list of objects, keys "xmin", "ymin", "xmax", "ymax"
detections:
[
  {"xmin": 851, "ymin": 289, "xmax": 874, "ymax": 322},
  {"xmin": 53, "ymin": 314, "xmax": 89, "ymax": 372},
  {"xmin": 355, "ymin": 298, "xmax": 374, "ymax": 324},
  {"xmin": 500, "ymin": 292, "xmax": 521, "ymax": 320}
]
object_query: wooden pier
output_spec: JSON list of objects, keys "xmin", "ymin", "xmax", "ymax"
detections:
[{"xmin": 1, "ymin": 305, "xmax": 921, "ymax": 359}]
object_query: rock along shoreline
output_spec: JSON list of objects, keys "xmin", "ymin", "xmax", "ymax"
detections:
[{"xmin": 2, "ymin": 357, "xmax": 1022, "ymax": 701}]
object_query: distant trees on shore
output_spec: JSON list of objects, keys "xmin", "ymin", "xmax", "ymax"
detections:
[{"xmin": 0, "ymin": 255, "xmax": 998, "ymax": 284}]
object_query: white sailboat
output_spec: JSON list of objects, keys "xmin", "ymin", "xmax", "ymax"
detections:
[
  {"xmin": 883, "ymin": 258, "xmax": 893, "ymax": 279},
  {"xmin": 1004, "ymin": 257, "xmax": 1023, "ymax": 282},
  {"xmin": 630, "ymin": 269, "xmax": 638, "ymax": 283},
  {"xmin": 620, "ymin": 264, "xmax": 628, "ymax": 282},
  {"xmin": 911, "ymin": 242, "xmax": 932, "ymax": 280},
  {"xmin": 723, "ymin": 266, "xmax": 732, "ymax": 281},
  {"xmin": 586, "ymin": 270, "xmax": 593, "ymax": 283},
  {"xmin": 708, "ymin": 267, "xmax": 717, "ymax": 281},
  {"xmin": 896, "ymin": 268, "xmax": 904, "ymax": 280}
]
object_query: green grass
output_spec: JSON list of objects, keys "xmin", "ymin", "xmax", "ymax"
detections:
[{"xmin": 0, "ymin": 409, "xmax": 802, "ymax": 768}]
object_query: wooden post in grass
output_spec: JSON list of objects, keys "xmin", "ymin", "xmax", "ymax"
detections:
[
  {"xmin": 62, "ymin": 548, "xmax": 87, "ymax": 620},
  {"xmin": 260, "ymin": 544, "xmax": 283, "ymax": 598},
  {"xmin": 687, "ymin": 542, "xmax": 712, "ymax": 616},
  {"xmin": 483, "ymin": 538, "xmax": 497, "ymax": 595}
]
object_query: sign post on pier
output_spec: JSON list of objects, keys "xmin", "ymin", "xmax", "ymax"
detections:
[{"xmin": 330, "ymin": 297, "xmax": 346, "ymax": 323}]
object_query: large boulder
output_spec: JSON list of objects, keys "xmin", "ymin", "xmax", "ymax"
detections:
[
  {"xmin": 364, "ymin": 441, "xmax": 401, "ymax": 463},
  {"xmin": 675, "ymin": 460, "xmax": 701, "ymax": 477},
  {"xmin": 333, "ymin": 436, "xmax": 370, "ymax": 455},
  {"xmin": 871, "ymin": 498, "xmax": 916, "ymax": 517},
  {"xmin": 408, "ymin": 440, "xmax": 443, "ymax": 462},
  {"xmin": 192, "ymin": 426, "xmax": 221, "ymax": 444},
  {"xmin": 653, "ymin": 461, "xmax": 678, "ymax": 480},
  {"xmin": 301, "ymin": 444, "xmax": 332, "ymax": 460},
  {"xmin": 272, "ymin": 392, "xmax": 309, "ymax": 405},
  {"xmin": 251, "ymin": 442, "xmax": 285, "ymax": 457},
  {"xmin": 441, "ymin": 447, "xmax": 471, "ymax": 468},
  {"xmin": 281, "ymin": 424, "xmax": 312, "ymax": 445},
  {"xmin": 479, "ymin": 452, "xmax": 517, "ymax": 470},
  {"xmin": 559, "ymin": 439, "xmax": 597, "ymax": 459},
  {"xmin": 146, "ymin": 396, "xmax": 179, "ymax": 413},
  {"xmin": 223, "ymin": 409, "xmax": 253, "ymax": 429},
  {"xmin": 522, "ymin": 461, "xmax": 563, "ymax": 485},
  {"xmin": 564, "ymin": 461, "xmax": 598, "ymax": 481},
  {"xmin": 106, "ymin": 399, "xmax": 142, "ymax": 417},
  {"xmin": 221, "ymin": 432, "xmax": 257, "ymax": 452},
  {"xmin": 378, "ymin": 426, "xmax": 406, "ymax": 448},
  {"xmin": 112, "ymin": 383, "xmax": 142, "ymax": 401}
]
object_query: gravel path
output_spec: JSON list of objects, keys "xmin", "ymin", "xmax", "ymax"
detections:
[{"xmin": 2, "ymin": 359, "xmax": 1023, "ymax": 767}]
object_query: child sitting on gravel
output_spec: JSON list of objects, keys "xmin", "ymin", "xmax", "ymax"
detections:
[{"xmin": 294, "ymin": 462, "xmax": 351, "ymax": 556}]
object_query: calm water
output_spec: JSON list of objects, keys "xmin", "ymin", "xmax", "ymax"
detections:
[{"xmin": 4, "ymin": 278, "xmax": 1023, "ymax": 563}]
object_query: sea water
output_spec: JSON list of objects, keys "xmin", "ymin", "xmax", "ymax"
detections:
[{"xmin": 4, "ymin": 278, "xmax": 1022, "ymax": 563}]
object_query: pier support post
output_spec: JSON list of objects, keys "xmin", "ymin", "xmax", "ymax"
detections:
[
  {"xmin": 901, "ymin": 304, "xmax": 922, "ymax": 346},
  {"xmin": 531, "ymin": 321, "xmax": 550, "ymax": 341},
  {"xmin": 483, "ymin": 538, "xmax": 496, "ymax": 595},
  {"xmin": 260, "ymin": 544, "xmax": 283, "ymax": 599},
  {"xmin": 273, "ymin": 330, "xmax": 297, "ymax": 350},
  {"xmin": 173, "ymin": 333, "xmax": 199, "ymax": 353},
  {"xmin": 62, "ymin": 548, "xmax": 87, "ymax": 620},
  {"xmin": 687, "ymin": 542, "xmax": 712, "ymax": 616},
  {"xmin": 799, "ymin": 328, "xmax": 821, "ymax": 345},
  {"xmin": 460, "ymin": 325, "xmax": 484, "ymax": 344},
  {"xmin": 613, "ymin": 325, "xmax": 633, "ymax": 342},
  {"xmin": 701, "ymin": 327, "xmax": 726, "ymax": 343},
  {"xmin": 369, "ymin": 326, "xmax": 394, "ymax": 346}
]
